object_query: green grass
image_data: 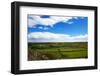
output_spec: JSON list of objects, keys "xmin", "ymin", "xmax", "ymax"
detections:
[{"xmin": 28, "ymin": 42, "xmax": 88, "ymax": 61}]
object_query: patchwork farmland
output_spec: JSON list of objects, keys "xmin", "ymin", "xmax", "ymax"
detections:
[{"xmin": 28, "ymin": 42, "xmax": 88, "ymax": 61}]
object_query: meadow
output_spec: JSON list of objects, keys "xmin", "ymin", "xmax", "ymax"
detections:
[{"xmin": 28, "ymin": 42, "xmax": 88, "ymax": 61}]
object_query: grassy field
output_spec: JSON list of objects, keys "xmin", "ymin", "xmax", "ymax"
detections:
[{"xmin": 28, "ymin": 42, "xmax": 88, "ymax": 61}]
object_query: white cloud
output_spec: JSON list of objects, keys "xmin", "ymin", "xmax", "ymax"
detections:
[
  {"xmin": 38, "ymin": 27, "xmax": 43, "ymax": 29},
  {"xmin": 28, "ymin": 16, "xmax": 74, "ymax": 28},
  {"xmin": 67, "ymin": 21, "xmax": 73, "ymax": 24},
  {"xmin": 44, "ymin": 27, "xmax": 49, "ymax": 30},
  {"xmin": 38, "ymin": 26, "xmax": 49, "ymax": 30},
  {"xmin": 28, "ymin": 32, "xmax": 88, "ymax": 42}
]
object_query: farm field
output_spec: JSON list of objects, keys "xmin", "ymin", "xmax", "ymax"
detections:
[{"xmin": 28, "ymin": 42, "xmax": 88, "ymax": 61}]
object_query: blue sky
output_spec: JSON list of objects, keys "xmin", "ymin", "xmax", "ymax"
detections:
[{"xmin": 28, "ymin": 15, "xmax": 88, "ymax": 42}]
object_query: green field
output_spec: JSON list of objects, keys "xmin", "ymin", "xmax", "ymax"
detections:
[{"xmin": 28, "ymin": 42, "xmax": 88, "ymax": 61}]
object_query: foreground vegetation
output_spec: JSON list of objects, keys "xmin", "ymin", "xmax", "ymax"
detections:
[{"xmin": 28, "ymin": 42, "xmax": 88, "ymax": 61}]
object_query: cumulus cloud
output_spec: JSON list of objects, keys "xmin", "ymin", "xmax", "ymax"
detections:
[
  {"xmin": 28, "ymin": 32, "xmax": 88, "ymax": 43},
  {"xmin": 28, "ymin": 15, "xmax": 75, "ymax": 28}
]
